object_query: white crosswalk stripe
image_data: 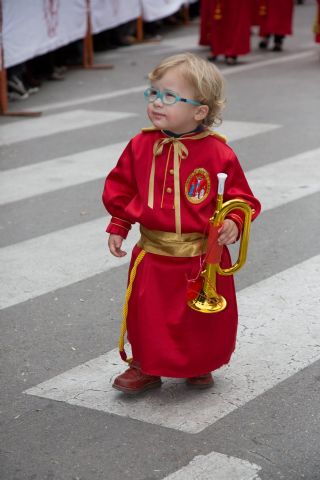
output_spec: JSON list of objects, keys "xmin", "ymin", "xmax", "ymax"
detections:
[
  {"xmin": 0, "ymin": 142, "xmax": 126, "ymax": 205},
  {"xmin": 0, "ymin": 218, "xmax": 139, "ymax": 310},
  {"xmin": 161, "ymin": 451, "xmax": 261, "ymax": 480},
  {"xmin": 0, "ymin": 121, "xmax": 279, "ymax": 205},
  {"xmin": 0, "ymin": 110, "xmax": 137, "ymax": 146},
  {"xmin": 1, "ymin": 144, "xmax": 319, "ymax": 310},
  {"xmin": 24, "ymin": 254, "xmax": 320, "ymax": 433}
]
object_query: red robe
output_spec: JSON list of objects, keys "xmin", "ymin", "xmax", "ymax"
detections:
[
  {"xmin": 259, "ymin": 0, "xmax": 294, "ymax": 37},
  {"xmin": 199, "ymin": 0, "xmax": 214, "ymax": 46},
  {"xmin": 102, "ymin": 129, "xmax": 261, "ymax": 378},
  {"xmin": 251, "ymin": 0, "xmax": 261, "ymax": 26},
  {"xmin": 315, "ymin": 1, "xmax": 320, "ymax": 44},
  {"xmin": 209, "ymin": 0, "xmax": 252, "ymax": 57}
]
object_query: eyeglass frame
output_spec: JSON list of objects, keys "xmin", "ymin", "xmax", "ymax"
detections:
[{"xmin": 144, "ymin": 87, "xmax": 202, "ymax": 106}]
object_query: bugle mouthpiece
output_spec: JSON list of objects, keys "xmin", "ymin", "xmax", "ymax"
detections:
[{"xmin": 217, "ymin": 173, "xmax": 228, "ymax": 195}]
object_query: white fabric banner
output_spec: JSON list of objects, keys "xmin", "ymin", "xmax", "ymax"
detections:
[
  {"xmin": 141, "ymin": 0, "xmax": 186, "ymax": 22},
  {"xmin": 1, "ymin": 0, "xmax": 199, "ymax": 69},
  {"xmin": 2, "ymin": 0, "xmax": 87, "ymax": 69},
  {"xmin": 90, "ymin": 0, "xmax": 141, "ymax": 34}
]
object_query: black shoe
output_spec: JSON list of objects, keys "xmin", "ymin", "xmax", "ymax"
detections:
[
  {"xmin": 272, "ymin": 43, "xmax": 283, "ymax": 52},
  {"xmin": 225, "ymin": 56, "xmax": 237, "ymax": 66},
  {"xmin": 259, "ymin": 40, "xmax": 268, "ymax": 50},
  {"xmin": 207, "ymin": 56, "xmax": 217, "ymax": 62},
  {"xmin": 259, "ymin": 35, "xmax": 270, "ymax": 50},
  {"xmin": 7, "ymin": 75, "xmax": 29, "ymax": 101},
  {"xmin": 273, "ymin": 35, "xmax": 284, "ymax": 52}
]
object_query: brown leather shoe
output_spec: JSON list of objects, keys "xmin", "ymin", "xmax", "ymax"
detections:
[
  {"xmin": 112, "ymin": 363, "xmax": 162, "ymax": 394},
  {"xmin": 186, "ymin": 373, "xmax": 214, "ymax": 389}
]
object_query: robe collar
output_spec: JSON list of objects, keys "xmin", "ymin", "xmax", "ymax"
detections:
[{"xmin": 148, "ymin": 126, "xmax": 212, "ymax": 235}]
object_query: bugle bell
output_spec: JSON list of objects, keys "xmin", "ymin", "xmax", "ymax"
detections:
[{"xmin": 187, "ymin": 172, "xmax": 253, "ymax": 313}]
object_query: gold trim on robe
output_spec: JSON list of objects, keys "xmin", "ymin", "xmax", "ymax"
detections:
[{"xmin": 147, "ymin": 129, "xmax": 226, "ymax": 236}]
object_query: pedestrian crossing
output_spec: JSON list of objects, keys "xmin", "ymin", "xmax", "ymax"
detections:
[
  {"xmin": 24, "ymin": 253, "xmax": 320, "ymax": 434},
  {"xmin": 0, "ymin": 218, "xmax": 139, "ymax": 310},
  {"xmin": 1, "ymin": 105, "xmax": 320, "ymax": 480},
  {"xmin": 161, "ymin": 451, "xmax": 261, "ymax": 480},
  {"xmin": 1, "ymin": 142, "xmax": 319, "ymax": 310},
  {"xmin": 0, "ymin": 121, "xmax": 279, "ymax": 205},
  {"xmin": 0, "ymin": 110, "xmax": 137, "ymax": 146}
]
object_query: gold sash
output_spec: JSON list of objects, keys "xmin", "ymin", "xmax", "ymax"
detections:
[{"xmin": 137, "ymin": 226, "xmax": 207, "ymax": 257}]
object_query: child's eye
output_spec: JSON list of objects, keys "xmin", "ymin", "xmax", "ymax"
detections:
[{"xmin": 164, "ymin": 91, "xmax": 177, "ymax": 104}]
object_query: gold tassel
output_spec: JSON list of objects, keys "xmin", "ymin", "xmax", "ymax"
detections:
[
  {"xmin": 259, "ymin": 1, "xmax": 267, "ymax": 17},
  {"xmin": 213, "ymin": 1, "xmax": 222, "ymax": 20}
]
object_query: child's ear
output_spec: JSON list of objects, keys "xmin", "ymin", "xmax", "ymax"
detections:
[{"xmin": 194, "ymin": 105, "xmax": 209, "ymax": 122}]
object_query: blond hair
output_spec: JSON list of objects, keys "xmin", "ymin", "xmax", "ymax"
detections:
[{"xmin": 148, "ymin": 52, "xmax": 225, "ymax": 127}]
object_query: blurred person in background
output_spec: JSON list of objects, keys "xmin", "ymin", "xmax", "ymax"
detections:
[
  {"xmin": 199, "ymin": 0, "xmax": 214, "ymax": 46},
  {"xmin": 314, "ymin": 0, "xmax": 320, "ymax": 45},
  {"xmin": 258, "ymin": 0, "xmax": 294, "ymax": 51},
  {"xmin": 206, "ymin": 0, "xmax": 252, "ymax": 65}
]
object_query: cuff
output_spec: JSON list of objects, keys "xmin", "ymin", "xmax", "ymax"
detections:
[
  {"xmin": 225, "ymin": 213, "xmax": 244, "ymax": 242},
  {"xmin": 106, "ymin": 216, "xmax": 132, "ymax": 239}
]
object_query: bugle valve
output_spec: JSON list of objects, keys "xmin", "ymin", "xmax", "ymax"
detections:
[{"xmin": 188, "ymin": 172, "xmax": 252, "ymax": 313}]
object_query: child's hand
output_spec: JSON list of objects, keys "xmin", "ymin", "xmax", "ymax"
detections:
[
  {"xmin": 218, "ymin": 219, "xmax": 239, "ymax": 245},
  {"xmin": 108, "ymin": 234, "xmax": 127, "ymax": 257}
]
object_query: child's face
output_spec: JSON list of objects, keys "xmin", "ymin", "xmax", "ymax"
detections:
[{"xmin": 146, "ymin": 67, "xmax": 204, "ymax": 134}]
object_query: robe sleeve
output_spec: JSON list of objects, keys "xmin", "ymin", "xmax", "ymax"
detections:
[
  {"xmin": 102, "ymin": 140, "xmax": 136, "ymax": 239},
  {"xmin": 223, "ymin": 150, "xmax": 261, "ymax": 237}
]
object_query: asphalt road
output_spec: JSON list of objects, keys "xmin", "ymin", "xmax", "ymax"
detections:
[{"xmin": 1, "ymin": 3, "xmax": 320, "ymax": 479}]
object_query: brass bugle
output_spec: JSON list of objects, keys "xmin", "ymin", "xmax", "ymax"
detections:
[{"xmin": 188, "ymin": 173, "xmax": 252, "ymax": 314}]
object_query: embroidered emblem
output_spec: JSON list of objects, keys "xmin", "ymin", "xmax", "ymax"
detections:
[{"xmin": 185, "ymin": 168, "xmax": 211, "ymax": 204}]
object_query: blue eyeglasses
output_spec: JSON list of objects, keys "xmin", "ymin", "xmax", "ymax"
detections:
[{"xmin": 144, "ymin": 87, "xmax": 202, "ymax": 106}]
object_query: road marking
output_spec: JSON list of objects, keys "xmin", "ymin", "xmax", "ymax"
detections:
[
  {"xmin": 1, "ymin": 145, "xmax": 319, "ymax": 310},
  {"xmin": 21, "ymin": 51, "xmax": 315, "ymax": 113},
  {"xmin": 0, "ymin": 120, "xmax": 280, "ymax": 205},
  {"xmin": 247, "ymin": 147, "xmax": 320, "ymax": 211},
  {"xmin": 0, "ymin": 218, "xmax": 140, "ymax": 310},
  {"xmin": 24, "ymin": 254, "xmax": 320, "ymax": 433},
  {"xmin": 0, "ymin": 110, "xmax": 137, "ymax": 146},
  {"xmin": 34, "ymin": 87, "xmax": 147, "ymax": 113},
  {"xmin": 209, "ymin": 49, "xmax": 316, "ymax": 76},
  {"xmin": 217, "ymin": 120, "xmax": 280, "ymax": 142},
  {"xmin": 0, "ymin": 142, "xmax": 126, "ymax": 205},
  {"xmin": 162, "ymin": 452, "xmax": 261, "ymax": 480}
]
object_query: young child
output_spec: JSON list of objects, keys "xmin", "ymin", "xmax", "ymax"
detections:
[{"xmin": 102, "ymin": 53, "xmax": 261, "ymax": 394}]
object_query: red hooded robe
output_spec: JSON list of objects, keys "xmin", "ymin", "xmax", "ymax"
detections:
[
  {"xmin": 209, "ymin": 0, "xmax": 252, "ymax": 57},
  {"xmin": 315, "ymin": 1, "xmax": 320, "ymax": 43},
  {"xmin": 259, "ymin": 0, "xmax": 294, "ymax": 37},
  {"xmin": 199, "ymin": 0, "xmax": 214, "ymax": 46},
  {"xmin": 102, "ymin": 129, "xmax": 261, "ymax": 378}
]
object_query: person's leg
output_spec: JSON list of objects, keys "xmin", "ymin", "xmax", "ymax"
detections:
[
  {"xmin": 7, "ymin": 63, "xmax": 29, "ymax": 100},
  {"xmin": 259, "ymin": 34, "xmax": 270, "ymax": 49},
  {"xmin": 273, "ymin": 34, "xmax": 285, "ymax": 51},
  {"xmin": 225, "ymin": 56, "xmax": 238, "ymax": 65}
]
